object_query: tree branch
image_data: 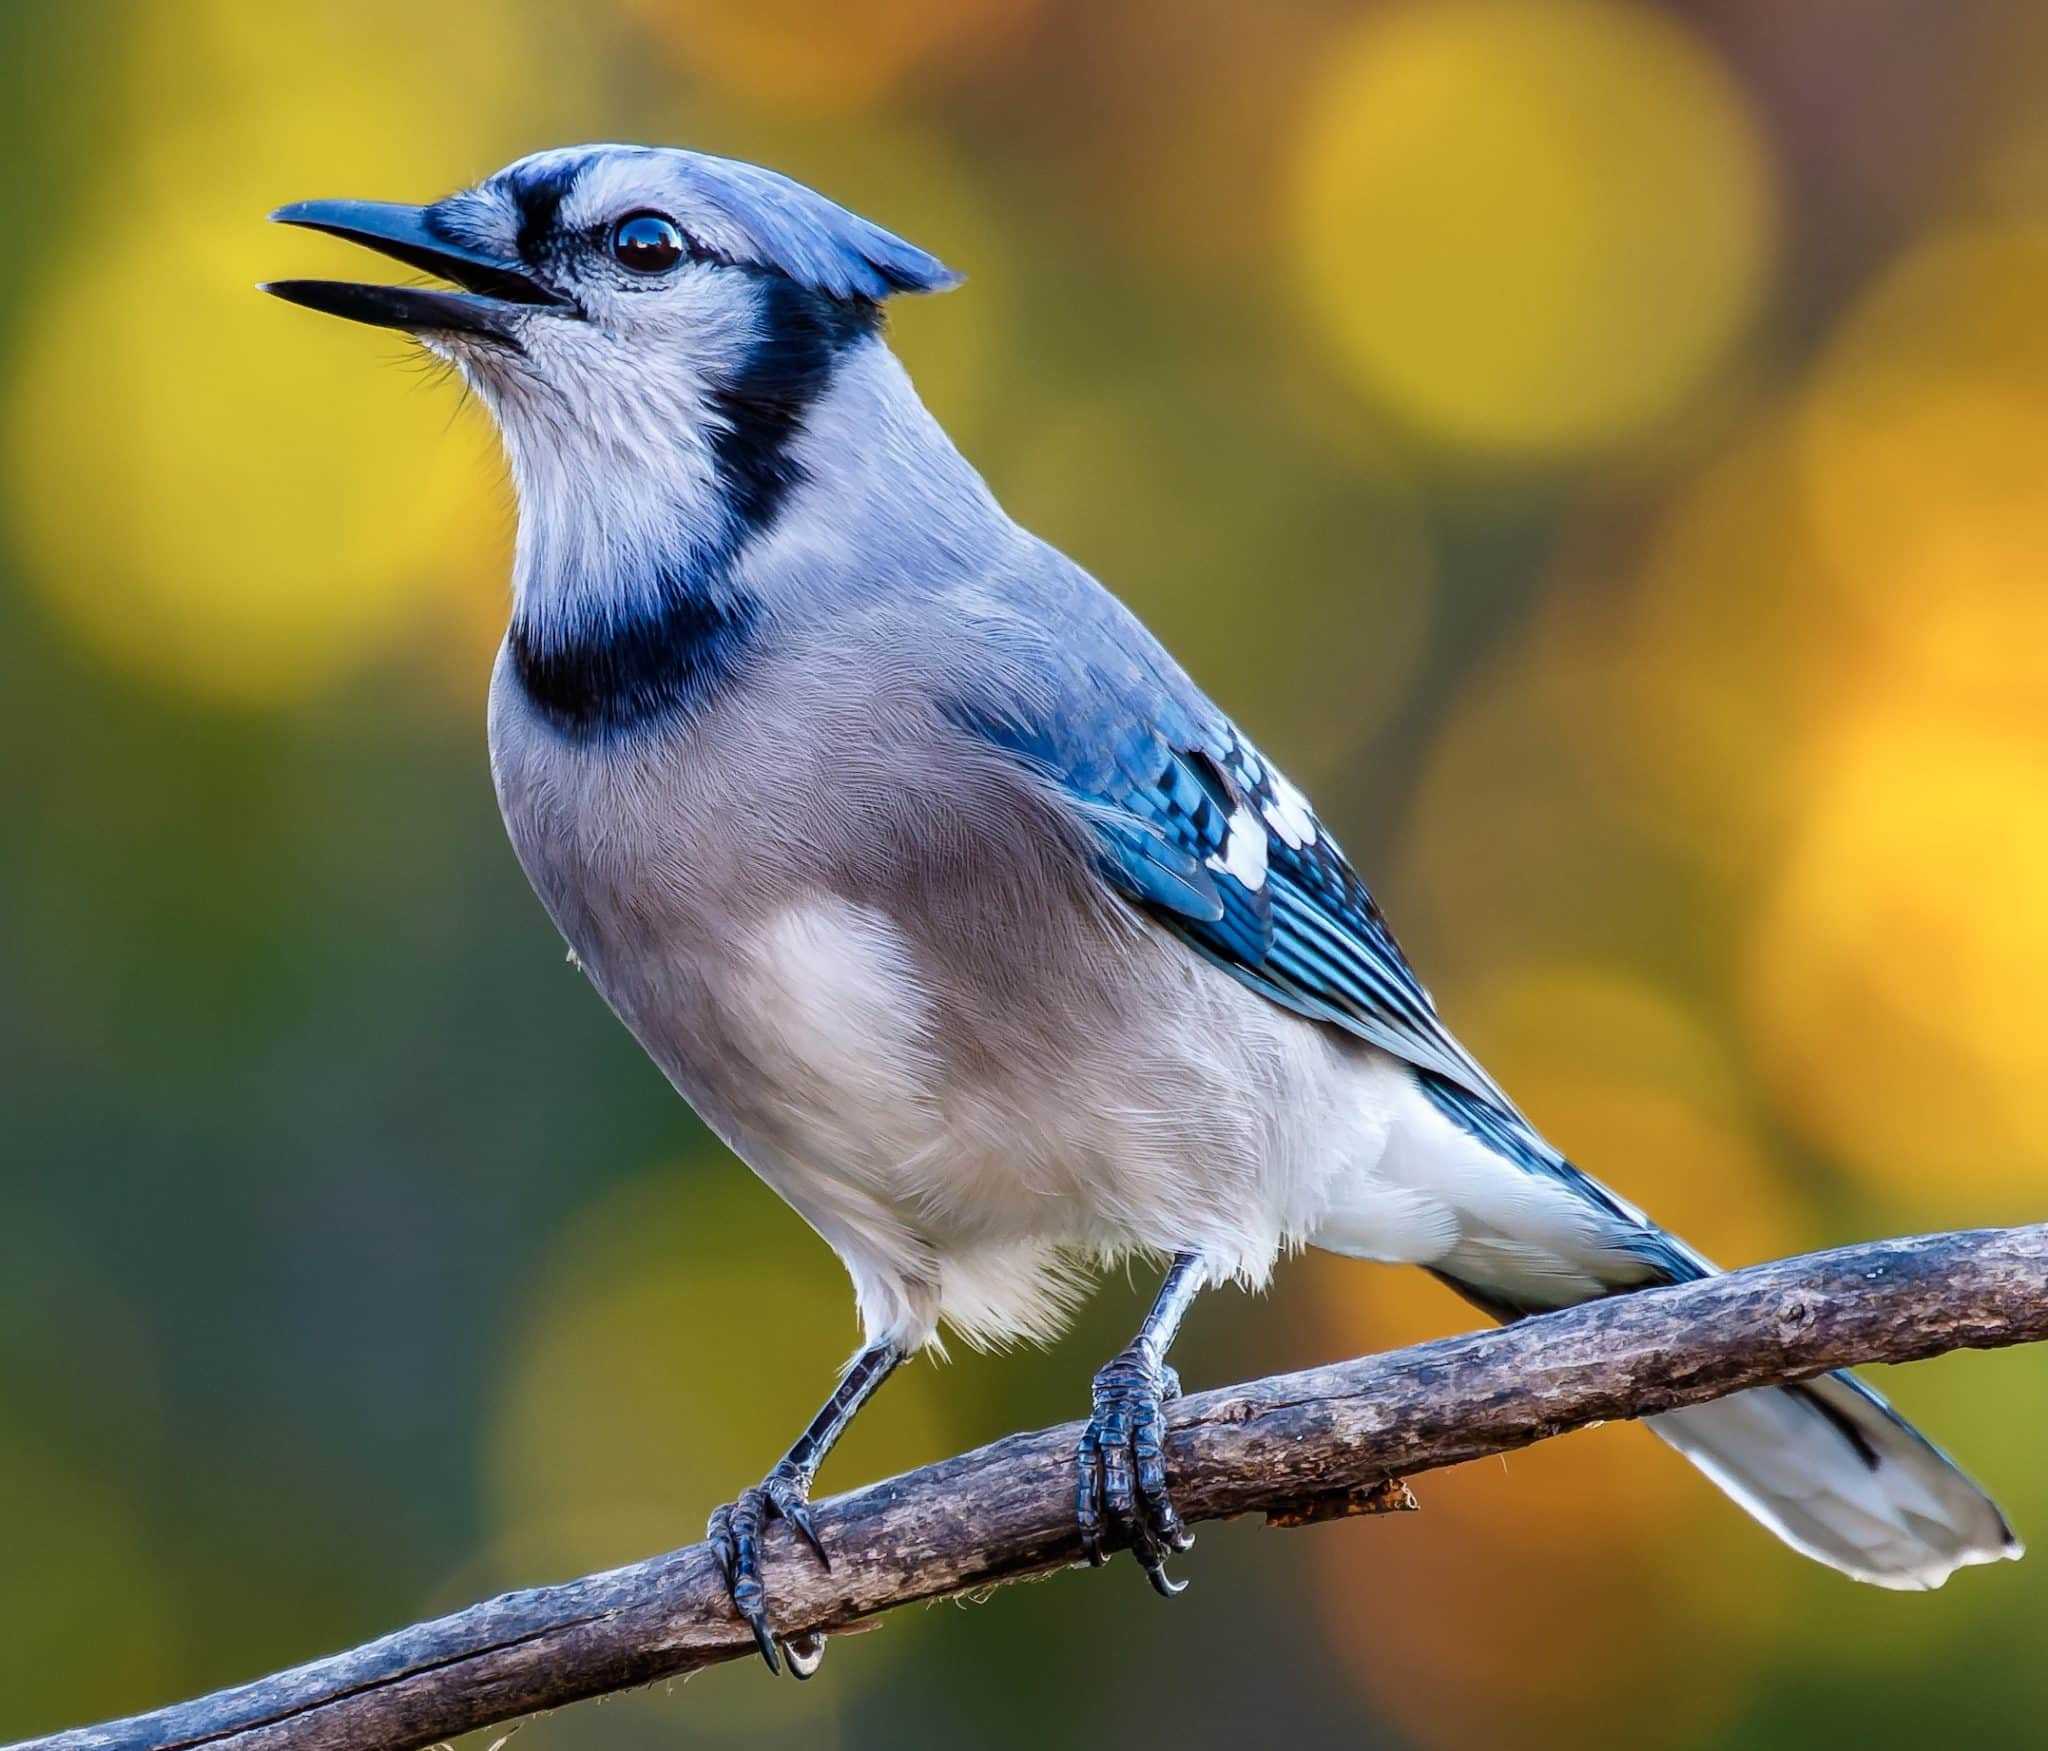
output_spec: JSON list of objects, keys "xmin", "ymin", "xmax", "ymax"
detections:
[{"xmin": 15, "ymin": 1225, "xmax": 2044, "ymax": 1751}]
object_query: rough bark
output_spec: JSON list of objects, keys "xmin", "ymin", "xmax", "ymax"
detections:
[{"xmin": 14, "ymin": 1225, "xmax": 2044, "ymax": 1751}]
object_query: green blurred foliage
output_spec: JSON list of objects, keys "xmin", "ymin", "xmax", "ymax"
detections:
[{"xmin": 4, "ymin": 1, "xmax": 2046, "ymax": 1746}]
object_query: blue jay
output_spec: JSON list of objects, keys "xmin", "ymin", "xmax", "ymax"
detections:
[{"xmin": 266, "ymin": 144, "xmax": 2018, "ymax": 1676}]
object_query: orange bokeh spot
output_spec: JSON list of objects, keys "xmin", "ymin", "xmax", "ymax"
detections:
[
  {"xmin": 617, "ymin": 0, "xmax": 1038, "ymax": 116},
  {"xmin": 1536, "ymin": 408, "xmax": 1844, "ymax": 884},
  {"xmin": 1802, "ymin": 228, "xmax": 2048, "ymax": 712},
  {"xmin": 1747, "ymin": 709, "xmax": 2048, "ymax": 1211}
]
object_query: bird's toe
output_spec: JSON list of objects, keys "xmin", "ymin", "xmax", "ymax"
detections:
[
  {"xmin": 708, "ymin": 1487, "xmax": 782, "ymax": 1674},
  {"xmin": 708, "ymin": 1464, "xmax": 829, "ymax": 1678},
  {"xmin": 1074, "ymin": 1346, "xmax": 1194, "ymax": 1594},
  {"xmin": 762, "ymin": 1466, "xmax": 830, "ymax": 1567}
]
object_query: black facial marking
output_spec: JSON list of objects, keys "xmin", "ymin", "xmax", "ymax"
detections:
[
  {"xmin": 510, "ymin": 254, "xmax": 877, "ymax": 743},
  {"xmin": 509, "ymin": 160, "xmax": 578, "ymax": 261},
  {"xmin": 511, "ymin": 577, "xmax": 761, "ymax": 741},
  {"xmin": 708, "ymin": 274, "xmax": 881, "ymax": 538}
]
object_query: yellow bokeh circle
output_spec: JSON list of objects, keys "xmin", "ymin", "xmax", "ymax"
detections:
[
  {"xmin": 1802, "ymin": 226, "xmax": 2048, "ymax": 709},
  {"xmin": 3, "ymin": 0, "xmax": 581, "ymax": 707},
  {"xmin": 10, "ymin": 222, "xmax": 502, "ymax": 708},
  {"xmin": 1530, "ymin": 406, "xmax": 1842, "ymax": 884},
  {"xmin": 1747, "ymin": 709, "xmax": 2048, "ymax": 1208},
  {"xmin": 1289, "ymin": 0, "xmax": 1776, "ymax": 454}
]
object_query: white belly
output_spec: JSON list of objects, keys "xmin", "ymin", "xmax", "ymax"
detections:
[
  {"xmin": 1308, "ymin": 1067, "xmax": 1645, "ymax": 1308},
  {"xmin": 719, "ymin": 894, "xmax": 1413, "ymax": 1351}
]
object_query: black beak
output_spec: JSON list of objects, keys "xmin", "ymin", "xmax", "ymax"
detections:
[{"xmin": 261, "ymin": 198, "xmax": 576, "ymax": 342}]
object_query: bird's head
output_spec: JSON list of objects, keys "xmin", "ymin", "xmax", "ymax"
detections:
[{"xmin": 265, "ymin": 144, "xmax": 961, "ymax": 573}]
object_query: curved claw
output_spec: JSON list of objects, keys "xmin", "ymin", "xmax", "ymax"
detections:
[
  {"xmin": 1073, "ymin": 1346, "xmax": 1194, "ymax": 1595},
  {"xmin": 769, "ymin": 1475, "xmax": 831, "ymax": 1568},
  {"xmin": 707, "ymin": 1463, "xmax": 831, "ymax": 1678},
  {"xmin": 1139, "ymin": 1550, "xmax": 1189, "ymax": 1597},
  {"xmin": 784, "ymin": 1630, "xmax": 828, "ymax": 1680}
]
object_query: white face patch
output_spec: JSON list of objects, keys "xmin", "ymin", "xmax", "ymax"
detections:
[
  {"xmin": 1261, "ymin": 771, "xmax": 1319, "ymax": 851},
  {"xmin": 563, "ymin": 152, "xmax": 766, "ymax": 271}
]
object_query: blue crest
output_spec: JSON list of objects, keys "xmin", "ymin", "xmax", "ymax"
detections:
[
  {"xmin": 494, "ymin": 145, "xmax": 963, "ymax": 303},
  {"xmin": 675, "ymin": 151, "xmax": 963, "ymax": 301}
]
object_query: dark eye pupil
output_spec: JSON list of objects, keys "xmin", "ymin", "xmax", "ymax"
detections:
[{"xmin": 611, "ymin": 214, "xmax": 685, "ymax": 272}]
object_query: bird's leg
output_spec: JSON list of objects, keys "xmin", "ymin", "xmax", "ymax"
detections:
[
  {"xmin": 708, "ymin": 1337, "xmax": 903, "ymax": 1678},
  {"xmin": 1075, "ymin": 1251, "xmax": 1206, "ymax": 1596}
]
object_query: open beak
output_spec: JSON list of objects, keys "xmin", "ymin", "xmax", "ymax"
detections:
[{"xmin": 262, "ymin": 198, "xmax": 576, "ymax": 343}]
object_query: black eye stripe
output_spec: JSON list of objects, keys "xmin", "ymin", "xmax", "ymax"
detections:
[{"xmin": 511, "ymin": 162, "xmax": 576, "ymax": 260}]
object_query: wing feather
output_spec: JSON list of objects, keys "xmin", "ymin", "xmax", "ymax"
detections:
[{"xmin": 954, "ymin": 688, "xmax": 1518, "ymax": 1115}]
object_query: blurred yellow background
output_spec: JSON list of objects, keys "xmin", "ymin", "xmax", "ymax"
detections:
[{"xmin": 2, "ymin": 2, "xmax": 2044, "ymax": 1747}]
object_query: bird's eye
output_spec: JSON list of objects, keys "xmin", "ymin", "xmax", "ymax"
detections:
[{"xmin": 610, "ymin": 213, "xmax": 686, "ymax": 274}]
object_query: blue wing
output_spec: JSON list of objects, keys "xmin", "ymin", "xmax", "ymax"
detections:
[{"xmin": 952, "ymin": 684, "xmax": 1519, "ymax": 1114}]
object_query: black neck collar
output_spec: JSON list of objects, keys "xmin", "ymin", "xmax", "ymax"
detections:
[{"xmin": 509, "ymin": 281, "xmax": 878, "ymax": 741}]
